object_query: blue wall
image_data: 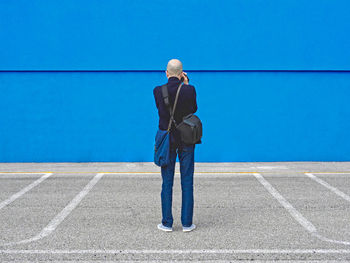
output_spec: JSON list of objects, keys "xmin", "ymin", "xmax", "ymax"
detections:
[{"xmin": 1, "ymin": 0, "xmax": 349, "ymax": 162}]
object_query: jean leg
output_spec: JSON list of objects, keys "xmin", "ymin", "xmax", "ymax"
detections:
[
  {"xmin": 178, "ymin": 145, "xmax": 195, "ymax": 227},
  {"xmin": 160, "ymin": 149, "xmax": 177, "ymax": 227}
]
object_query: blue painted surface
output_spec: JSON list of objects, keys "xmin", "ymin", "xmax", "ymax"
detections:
[
  {"xmin": 0, "ymin": 0, "xmax": 349, "ymax": 162},
  {"xmin": 1, "ymin": 0, "xmax": 350, "ymax": 70},
  {"xmin": 0, "ymin": 71, "xmax": 349, "ymax": 162}
]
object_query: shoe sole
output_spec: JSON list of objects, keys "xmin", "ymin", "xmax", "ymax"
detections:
[
  {"xmin": 157, "ymin": 226, "xmax": 172, "ymax": 232},
  {"xmin": 183, "ymin": 227, "xmax": 196, "ymax": 232}
]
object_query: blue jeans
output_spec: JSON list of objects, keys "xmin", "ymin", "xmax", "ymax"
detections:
[{"xmin": 161, "ymin": 144, "xmax": 195, "ymax": 228}]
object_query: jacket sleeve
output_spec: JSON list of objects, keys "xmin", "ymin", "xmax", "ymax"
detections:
[
  {"xmin": 153, "ymin": 87, "xmax": 159, "ymax": 109},
  {"xmin": 192, "ymin": 86, "xmax": 198, "ymax": 113}
]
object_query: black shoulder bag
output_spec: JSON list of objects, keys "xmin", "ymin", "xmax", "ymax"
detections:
[{"xmin": 161, "ymin": 84, "xmax": 202, "ymax": 145}]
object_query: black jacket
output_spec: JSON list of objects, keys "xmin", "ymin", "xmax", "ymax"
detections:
[{"xmin": 153, "ymin": 76, "xmax": 197, "ymax": 147}]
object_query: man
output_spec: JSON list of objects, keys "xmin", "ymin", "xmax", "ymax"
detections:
[{"xmin": 153, "ymin": 59, "xmax": 198, "ymax": 232}]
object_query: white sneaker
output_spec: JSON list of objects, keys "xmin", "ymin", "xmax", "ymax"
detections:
[
  {"xmin": 157, "ymin": 223, "xmax": 173, "ymax": 232},
  {"xmin": 183, "ymin": 224, "xmax": 196, "ymax": 232}
]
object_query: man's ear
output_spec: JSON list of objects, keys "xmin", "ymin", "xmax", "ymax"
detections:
[{"xmin": 166, "ymin": 70, "xmax": 169, "ymax": 78}]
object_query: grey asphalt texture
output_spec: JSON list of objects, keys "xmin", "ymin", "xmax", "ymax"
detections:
[{"xmin": 0, "ymin": 162, "xmax": 349, "ymax": 262}]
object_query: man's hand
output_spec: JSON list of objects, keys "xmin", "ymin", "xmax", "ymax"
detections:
[{"xmin": 182, "ymin": 72, "xmax": 189, "ymax": 85}]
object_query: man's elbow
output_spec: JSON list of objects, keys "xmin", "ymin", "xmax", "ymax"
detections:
[{"xmin": 193, "ymin": 104, "xmax": 198, "ymax": 113}]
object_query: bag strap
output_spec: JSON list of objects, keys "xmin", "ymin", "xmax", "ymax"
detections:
[
  {"xmin": 161, "ymin": 84, "xmax": 171, "ymax": 113},
  {"xmin": 161, "ymin": 83, "xmax": 183, "ymax": 131}
]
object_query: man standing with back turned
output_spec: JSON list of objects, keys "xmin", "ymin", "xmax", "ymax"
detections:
[{"xmin": 153, "ymin": 59, "xmax": 198, "ymax": 232}]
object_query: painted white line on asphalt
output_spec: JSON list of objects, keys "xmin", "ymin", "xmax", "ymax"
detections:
[
  {"xmin": 0, "ymin": 172, "xmax": 259, "ymax": 178},
  {"xmin": 305, "ymin": 173, "xmax": 350, "ymax": 202},
  {"xmin": 2, "ymin": 173, "xmax": 105, "ymax": 247},
  {"xmin": 101, "ymin": 172, "xmax": 258, "ymax": 178},
  {"xmin": 309, "ymin": 172, "xmax": 350, "ymax": 174},
  {"xmin": 253, "ymin": 173, "xmax": 350, "ymax": 246},
  {"xmin": 252, "ymin": 173, "xmax": 317, "ymax": 233},
  {"xmin": 1, "ymin": 249, "xmax": 350, "ymax": 254},
  {"xmin": 0, "ymin": 173, "xmax": 53, "ymax": 210},
  {"xmin": 103, "ymin": 172, "xmax": 257, "ymax": 174},
  {"xmin": 313, "ymin": 232, "xmax": 350, "ymax": 246}
]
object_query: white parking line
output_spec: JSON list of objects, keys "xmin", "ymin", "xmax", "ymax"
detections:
[
  {"xmin": 253, "ymin": 173, "xmax": 350, "ymax": 246},
  {"xmin": 253, "ymin": 173, "xmax": 317, "ymax": 233},
  {"xmin": 305, "ymin": 173, "xmax": 350, "ymax": 202},
  {"xmin": 0, "ymin": 249, "xmax": 350, "ymax": 254},
  {"xmin": 2, "ymin": 173, "xmax": 105, "ymax": 246},
  {"xmin": 0, "ymin": 172, "xmax": 260, "ymax": 247},
  {"xmin": 310, "ymin": 172, "xmax": 350, "ymax": 174},
  {"xmin": 2, "ymin": 171, "xmax": 350, "ymax": 249},
  {"xmin": 0, "ymin": 173, "xmax": 53, "ymax": 210},
  {"xmin": 101, "ymin": 172, "xmax": 258, "ymax": 178}
]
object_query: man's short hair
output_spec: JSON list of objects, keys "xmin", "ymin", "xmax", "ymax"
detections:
[{"xmin": 167, "ymin": 59, "xmax": 183, "ymax": 76}]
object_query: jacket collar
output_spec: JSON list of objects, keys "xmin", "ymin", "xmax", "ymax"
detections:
[{"xmin": 167, "ymin": 76, "xmax": 181, "ymax": 85}]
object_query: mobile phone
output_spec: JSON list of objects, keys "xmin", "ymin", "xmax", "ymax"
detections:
[{"xmin": 181, "ymin": 75, "xmax": 189, "ymax": 83}]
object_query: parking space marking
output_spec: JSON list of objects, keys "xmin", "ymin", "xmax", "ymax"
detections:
[
  {"xmin": 305, "ymin": 173, "xmax": 350, "ymax": 202},
  {"xmin": 0, "ymin": 171, "xmax": 257, "ymax": 174},
  {"xmin": 253, "ymin": 173, "xmax": 317, "ymax": 233},
  {"xmin": 253, "ymin": 173, "xmax": 350, "ymax": 246},
  {"xmin": 1, "ymin": 171, "xmax": 350, "ymax": 248},
  {"xmin": 1, "ymin": 173, "xmax": 105, "ymax": 247},
  {"xmin": 100, "ymin": 172, "xmax": 259, "ymax": 178},
  {"xmin": 309, "ymin": 172, "xmax": 350, "ymax": 174},
  {"xmin": 0, "ymin": 171, "xmax": 349, "ymax": 175},
  {"xmin": 0, "ymin": 173, "xmax": 53, "ymax": 210},
  {"xmin": 1, "ymin": 248, "xmax": 350, "ymax": 255}
]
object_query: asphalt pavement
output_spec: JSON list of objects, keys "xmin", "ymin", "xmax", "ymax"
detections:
[{"xmin": 0, "ymin": 162, "xmax": 349, "ymax": 262}]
